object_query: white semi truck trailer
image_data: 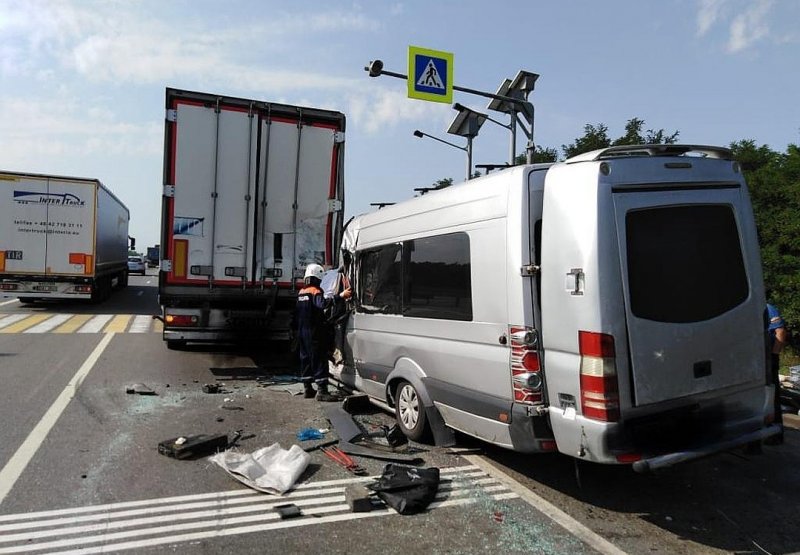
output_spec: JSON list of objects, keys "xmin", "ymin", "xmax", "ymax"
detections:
[
  {"xmin": 0, "ymin": 171, "xmax": 130, "ymax": 303},
  {"xmin": 159, "ymin": 88, "xmax": 346, "ymax": 348}
]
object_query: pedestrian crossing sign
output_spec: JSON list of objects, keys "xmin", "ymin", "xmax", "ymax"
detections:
[{"xmin": 408, "ymin": 46, "xmax": 453, "ymax": 103}]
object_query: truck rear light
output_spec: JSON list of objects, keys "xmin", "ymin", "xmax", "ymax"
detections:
[
  {"xmin": 539, "ymin": 440, "xmax": 557, "ymax": 451},
  {"xmin": 0, "ymin": 283, "xmax": 18, "ymax": 291},
  {"xmin": 615, "ymin": 453, "xmax": 642, "ymax": 464},
  {"xmin": 579, "ymin": 331, "xmax": 620, "ymax": 422},
  {"xmin": 74, "ymin": 285, "xmax": 92, "ymax": 293},
  {"xmin": 509, "ymin": 325, "xmax": 543, "ymax": 405},
  {"xmin": 165, "ymin": 314, "xmax": 199, "ymax": 326}
]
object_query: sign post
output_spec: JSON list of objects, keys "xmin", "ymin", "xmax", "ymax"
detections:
[{"xmin": 407, "ymin": 46, "xmax": 453, "ymax": 104}]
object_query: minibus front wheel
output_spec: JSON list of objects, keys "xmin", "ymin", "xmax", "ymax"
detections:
[{"xmin": 395, "ymin": 380, "xmax": 429, "ymax": 442}]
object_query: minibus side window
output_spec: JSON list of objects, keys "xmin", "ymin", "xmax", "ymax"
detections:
[
  {"xmin": 403, "ymin": 232, "xmax": 472, "ymax": 321},
  {"xmin": 357, "ymin": 244, "xmax": 402, "ymax": 314}
]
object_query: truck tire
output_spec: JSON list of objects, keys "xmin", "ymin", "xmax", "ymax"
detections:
[
  {"xmin": 394, "ymin": 380, "xmax": 430, "ymax": 442},
  {"xmin": 116, "ymin": 270, "xmax": 129, "ymax": 289},
  {"xmin": 18, "ymin": 298, "xmax": 37, "ymax": 304}
]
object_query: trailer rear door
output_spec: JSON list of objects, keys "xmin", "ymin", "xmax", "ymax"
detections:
[
  {"xmin": 165, "ymin": 94, "xmax": 343, "ymax": 287},
  {"xmin": 612, "ymin": 185, "xmax": 764, "ymax": 406},
  {"xmin": 0, "ymin": 174, "xmax": 95, "ymax": 277}
]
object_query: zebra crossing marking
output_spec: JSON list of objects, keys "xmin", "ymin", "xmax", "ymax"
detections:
[{"xmin": 0, "ymin": 313, "xmax": 161, "ymax": 334}]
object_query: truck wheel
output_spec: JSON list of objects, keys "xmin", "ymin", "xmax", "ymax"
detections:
[
  {"xmin": 394, "ymin": 380, "xmax": 429, "ymax": 442},
  {"xmin": 18, "ymin": 298, "xmax": 37, "ymax": 304},
  {"xmin": 117, "ymin": 270, "xmax": 129, "ymax": 289}
]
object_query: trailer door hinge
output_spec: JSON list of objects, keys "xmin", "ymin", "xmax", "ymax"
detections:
[
  {"xmin": 520, "ymin": 264, "xmax": 539, "ymax": 276},
  {"xmin": 333, "ymin": 131, "xmax": 345, "ymax": 144},
  {"xmin": 163, "ymin": 185, "xmax": 175, "ymax": 198},
  {"xmin": 160, "ymin": 260, "xmax": 172, "ymax": 272},
  {"xmin": 328, "ymin": 199, "xmax": 343, "ymax": 212},
  {"xmin": 166, "ymin": 109, "xmax": 177, "ymax": 122}
]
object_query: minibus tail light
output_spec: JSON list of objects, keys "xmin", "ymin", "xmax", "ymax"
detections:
[
  {"xmin": 509, "ymin": 325, "xmax": 543, "ymax": 405},
  {"xmin": 579, "ymin": 331, "xmax": 620, "ymax": 422}
]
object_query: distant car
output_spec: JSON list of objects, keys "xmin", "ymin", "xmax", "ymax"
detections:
[{"xmin": 127, "ymin": 256, "xmax": 146, "ymax": 275}]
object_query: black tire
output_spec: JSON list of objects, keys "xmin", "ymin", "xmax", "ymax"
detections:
[
  {"xmin": 394, "ymin": 380, "xmax": 429, "ymax": 442},
  {"xmin": 18, "ymin": 297, "xmax": 37, "ymax": 304}
]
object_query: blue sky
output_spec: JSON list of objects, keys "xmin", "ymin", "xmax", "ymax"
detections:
[{"xmin": 1, "ymin": 0, "xmax": 798, "ymax": 250}]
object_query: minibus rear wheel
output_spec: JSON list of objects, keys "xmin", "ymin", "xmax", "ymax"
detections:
[{"xmin": 394, "ymin": 380, "xmax": 428, "ymax": 442}]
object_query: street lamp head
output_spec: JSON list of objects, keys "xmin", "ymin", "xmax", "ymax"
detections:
[
  {"xmin": 413, "ymin": 130, "xmax": 424, "ymax": 138},
  {"xmin": 366, "ymin": 59, "xmax": 384, "ymax": 77}
]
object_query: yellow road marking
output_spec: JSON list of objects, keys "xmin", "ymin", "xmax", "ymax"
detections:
[
  {"xmin": 53, "ymin": 314, "xmax": 94, "ymax": 333},
  {"xmin": 103, "ymin": 314, "xmax": 131, "ymax": 333},
  {"xmin": 0, "ymin": 314, "xmax": 51, "ymax": 334}
]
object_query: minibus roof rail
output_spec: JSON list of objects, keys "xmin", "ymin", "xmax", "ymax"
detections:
[{"xmin": 564, "ymin": 144, "xmax": 734, "ymax": 164}]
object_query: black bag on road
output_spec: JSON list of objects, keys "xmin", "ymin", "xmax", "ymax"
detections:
[{"xmin": 367, "ymin": 464, "xmax": 440, "ymax": 515}]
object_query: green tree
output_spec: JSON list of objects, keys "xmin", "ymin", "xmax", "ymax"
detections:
[
  {"xmin": 738, "ymin": 142, "xmax": 800, "ymax": 345},
  {"xmin": 514, "ymin": 145, "xmax": 559, "ymax": 165},
  {"xmin": 563, "ymin": 118, "xmax": 680, "ymax": 158},
  {"xmin": 562, "ymin": 123, "xmax": 611, "ymax": 158}
]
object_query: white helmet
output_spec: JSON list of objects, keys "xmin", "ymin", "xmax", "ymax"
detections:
[{"xmin": 304, "ymin": 263, "xmax": 325, "ymax": 281}]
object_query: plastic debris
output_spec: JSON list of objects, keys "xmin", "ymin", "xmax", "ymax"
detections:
[
  {"xmin": 296, "ymin": 427, "xmax": 325, "ymax": 441},
  {"xmin": 125, "ymin": 383, "xmax": 157, "ymax": 395},
  {"xmin": 210, "ymin": 443, "xmax": 310, "ymax": 494}
]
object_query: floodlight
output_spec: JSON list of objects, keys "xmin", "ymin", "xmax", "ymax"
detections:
[{"xmin": 366, "ymin": 60, "xmax": 384, "ymax": 77}]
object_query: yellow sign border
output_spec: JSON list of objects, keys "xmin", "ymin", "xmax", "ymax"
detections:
[{"xmin": 407, "ymin": 46, "xmax": 454, "ymax": 104}]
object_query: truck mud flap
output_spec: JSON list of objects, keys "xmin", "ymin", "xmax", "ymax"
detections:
[{"xmin": 632, "ymin": 424, "xmax": 782, "ymax": 473}]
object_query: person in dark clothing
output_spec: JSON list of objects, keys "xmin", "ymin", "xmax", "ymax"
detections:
[
  {"xmin": 292, "ymin": 263, "xmax": 351, "ymax": 401},
  {"xmin": 765, "ymin": 303, "xmax": 788, "ymax": 445}
]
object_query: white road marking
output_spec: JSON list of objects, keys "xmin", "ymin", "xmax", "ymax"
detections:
[
  {"xmin": 0, "ymin": 313, "xmax": 30, "ymax": 329},
  {"xmin": 0, "ymin": 314, "xmax": 28, "ymax": 330},
  {"xmin": 0, "ymin": 333, "xmax": 115, "ymax": 505},
  {"xmin": 0, "ymin": 299, "xmax": 20, "ymax": 307},
  {"xmin": 0, "ymin": 468, "xmax": 515, "ymax": 554},
  {"xmin": 136, "ymin": 291, "xmax": 143, "ymax": 296},
  {"xmin": 23, "ymin": 314, "xmax": 73, "ymax": 334},
  {"xmin": 76, "ymin": 315, "xmax": 112, "ymax": 333},
  {"xmin": 463, "ymin": 454, "xmax": 628, "ymax": 555},
  {"xmin": 128, "ymin": 315, "xmax": 151, "ymax": 333},
  {"xmin": 0, "ymin": 466, "xmax": 483, "ymax": 524}
]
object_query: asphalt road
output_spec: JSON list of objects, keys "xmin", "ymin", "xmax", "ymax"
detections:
[{"xmin": 1, "ymin": 272, "xmax": 798, "ymax": 554}]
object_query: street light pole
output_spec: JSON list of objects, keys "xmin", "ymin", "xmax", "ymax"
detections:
[{"xmin": 413, "ymin": 130, "xmax": 471, "ymax": 181}]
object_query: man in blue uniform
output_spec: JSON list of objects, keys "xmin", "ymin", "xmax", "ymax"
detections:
[
  {"xmin": 766, "ymin": 303, "xmax": 788, "ymax": 444},
  {"xmin": 293, "ymin": 263, "xmax": 351, "ymax": 401}
]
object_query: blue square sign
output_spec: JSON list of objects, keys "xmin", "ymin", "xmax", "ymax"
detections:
[{"xmin": 408, "ymin": 46, "xmax": 453, "ymax": 103}]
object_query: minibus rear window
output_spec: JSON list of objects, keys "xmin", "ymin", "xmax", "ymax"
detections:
[{"xmin": 625, "ymin": 204, "xmax": 748, "ymax": 323}]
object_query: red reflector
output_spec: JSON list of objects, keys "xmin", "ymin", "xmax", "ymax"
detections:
[
  {"xmin": 0, "ymin": 284, "xmax": 18, "ymax": 291},
  {"xmin": 615, "ymin": 453, "xmax": 642, "ymax": 464},
  {"xmin": 579, "ymin": 331, "xmax": 615, "ymax": 357},
  {"xmin": 539, "ymin": 440, "xmax": 557, "ymax": 451},
  {"xmin": 74, "ymin": 285, "xmax": 92, "ymax": 293},
  {"xmin": 521, "ymin": 351, "xmax": 540, "ymax": 371},
  {"xmin": 165, "ymin": 314, "xmax": 198, "ymax": 326}
]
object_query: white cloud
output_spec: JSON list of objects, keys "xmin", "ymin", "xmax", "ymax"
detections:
[
  {"xmin": 347, "ymin": 88, "xmax": 448, "ymax": 134},
  {"xmin": 0, "ymin": 96, "xmax": 161, "ymax": 167},
  {"xmin": 695, "ymin": 0, "xmax": 781, "ymax": 54},
  {"xmin": 697, "ymin": 0, "xmax": 725, "ymax": 36},
  {"xmin": 727, "ymin": 0, "xmax": 772, "ymax": 53},
  {"xmin": 0, "ymin": 1, "xmax": 378, "ymax": 91}
]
